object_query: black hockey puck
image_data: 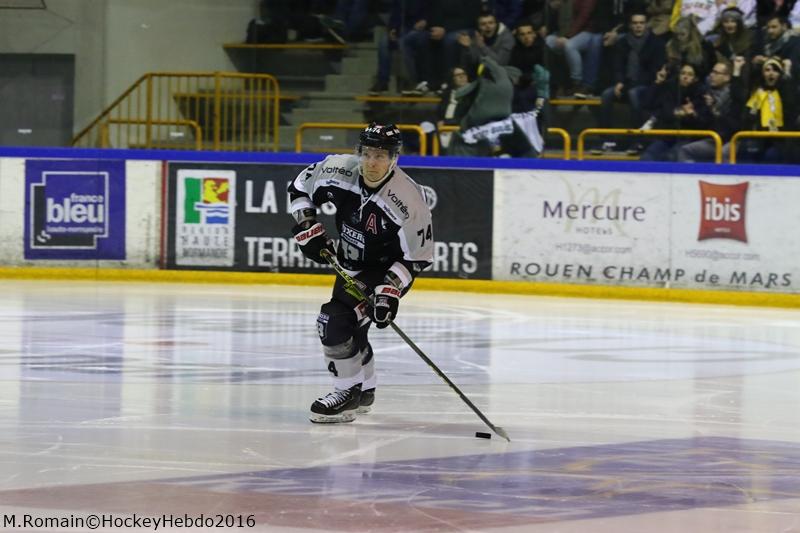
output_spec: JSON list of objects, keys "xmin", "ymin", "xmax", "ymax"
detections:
[{"xmin": 475, "ymin": 432, "xmax": 492, "ymax": 439}]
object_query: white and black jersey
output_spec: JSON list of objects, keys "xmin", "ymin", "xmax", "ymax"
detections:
[{"xmin": 288, "ymin": 154, "xmax": 433, "ymax": 288}]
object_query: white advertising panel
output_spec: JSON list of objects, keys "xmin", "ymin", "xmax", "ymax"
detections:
[
  {"xmin": 670, "ymin": 174, "xmax": 799, "ymax": 292},
  {"xmin": 493, "ymin": 169, "xmax": 800, "ymax": 294},
  {"xmin": 0, "ymin": 158, "xmax": 159, "ymax": 267},
  {"xmin": 493, "ymin": 169, "xmax": 674, "ymax": 287}
]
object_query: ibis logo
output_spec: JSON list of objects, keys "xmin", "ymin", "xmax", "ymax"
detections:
[{"xmin": 698, "ymin": 181, "xmax": 748, "ymax": 242}]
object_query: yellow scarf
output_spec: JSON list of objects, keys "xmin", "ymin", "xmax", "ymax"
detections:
[{"xmin": 746, "ymin": 88, "xmax": 783, "ymax": 129}]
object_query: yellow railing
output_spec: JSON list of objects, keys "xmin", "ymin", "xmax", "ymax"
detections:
[
  {"xmin": 295, "ymin": 123, "xmax": 427, "ymax": 155},
  {"xmin": 73, "ymin": 72, "xmax": 280, "ymax": 152},
  {"xmin": 100, "ymin": 119, "xmax": 203, "ymax": 150},
  {"xmin": 436, "ymin": 125, "xmax": 571, "ymax": 158},
  {"xmin": 546, "ymin": 128, "xmax": 571, "ymax": 160},
  {"xmin": 577, "ymin": 128, "xmax": 723, "ymax": 163},
  {"xmin": 729, "ymin": 131, "xmax": 800, "ymax": 163},
  {"xmin": 294, "ymin": 123, "xmax": 569, "ymax": 158}
]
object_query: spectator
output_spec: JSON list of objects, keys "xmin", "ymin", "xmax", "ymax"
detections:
[
  {"xmin": 507, "ymin": 37, "xmax": 550, "ymax": 157},
  {"xmin": 331, "ymin": 0, "xmax": 372, "ymax": 42},
  {"xmin": 594, "ymin": 0, "xmax": 628, "ymax": 48},
  {"xmin": 719, "ymin": 0, "xmax": 757, "ymax": 28},
  {"xmin": 486, "ymin": 0, "xmax": 525, "ymax": 29},
  {"xmin": 648, "ymin": 0, "xmax": 675, "ymax": 35},
  {"xmin": 666, "ymin": 16, "xmax": 717, "ymax": 78},
  {"xmin": 677, "ymin": 59, "xmax": 746, "ymax": 162},
  {"xmin": 503, "ymin": 65, "xmax": 548, "ymax": 156},
  {"xmin": 592, "ymin": 0, "xmax": 630, "ymax": 92},
  {"xmin": 369, "ymin": 0, "xmax": 428, "ymax": 94},
  {"xmin": 640, "ymin": 63, "xmax": 712, "ymax": 160},
  {"xmin": 448, "ymin": 57, "xmax": 515, "ymax": 155},
  {"xmin": 597, "ymin": 11, "xmax": 666, "ymax": 132},
  {"xmin": 435, "ymin": 67, "xmax": 473, "ymax": 152},
  {"xmin": 426, "ymin": 0, "xmax": 484, "ymax": 89},
  {"xmin": 312, "ymin": 0, "xmax": 379, "ymax": 43},
  {"xmin": 639, "ymin": 62, "xmax": 671, "ymax": 122},
  {"xmin": 458, "ymin": 10, "xmax": 516, "ymax": 73},
  {"xmin": 738, "ymin": 56, "xmax": 798, "ymax": 162},
  {"xmin": 713, "ymin": 7, "xmax": 754, "ymax": 63},
  {"xmin": 460, "ymin": 58, "xmax": 515, "ymax": 128},
  {"xmin": 752, "ymin": 15, "xmax": 799, "ymax": 74},
  {"xmin": 520, "ymin": 0, "xmax": 547, "ymax": 21},
  {"xmin": 669, "ymin": 0, "xmax": 726, "ymax": 36},
  {"xmin": 267, "ymin": 0, "xmax": 358, "ymax": 43},
  {"xmin": 509, "ymin": 19, "xmax": 550, "ymax": 113},
  {"xmin": 792, "ymin": 1, "xmax": 800, "ymax": 31},
  {"xmin": 246, "ymin": 0, "xmax": 289, "ymax": 44},
  {"xmin": 757, "ymin": 0, "xmax": 798, "ymax": 28},
  {"xmin": 544, "ymin": 0, "xmax": 604, "ymax": 97}
]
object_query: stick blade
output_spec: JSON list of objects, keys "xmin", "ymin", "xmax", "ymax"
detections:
[{"xmin": 493, "ymin": 426, "xmax": 511, "ymax": 442}]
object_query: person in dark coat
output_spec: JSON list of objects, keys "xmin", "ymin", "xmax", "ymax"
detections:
[
  {"xmin": 597, "ymin": 10, "xmax": 667, "ymax": 130},
  {"xmin": 665, "ymin": 16, "xmax": 717, "ymax": 79},
  {"xmin": 639, "ymin": 62, "xmax": 713, "ymax": 160},
  {"xmin": 677, "ymin": 59, "xmax": 746, "ymax": 162}
]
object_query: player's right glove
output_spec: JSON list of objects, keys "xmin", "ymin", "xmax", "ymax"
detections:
[
  {"xmin": 292, "ymin": 222, "xmax": 335, "ymax": 265},
  {"xmin": 369, "ymin": 284, "xmax": 401, "ymax": 329}
]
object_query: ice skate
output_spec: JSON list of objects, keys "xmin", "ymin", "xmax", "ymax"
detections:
[
  {"xmin": 309, "ymin": 383, "xmax": 361, "ymax": 423},
  {"xmin": 357, "ymin": 388, "xmax": 375, "ymax": 414}
]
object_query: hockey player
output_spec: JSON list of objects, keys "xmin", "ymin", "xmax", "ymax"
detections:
[{"xmin": 288, "ymin": 123, "xmax": 434, "ymax": 423}]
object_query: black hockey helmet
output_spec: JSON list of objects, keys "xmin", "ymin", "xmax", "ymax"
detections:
[{"xmin": 358, "ymin": 123, "xmax": 402, "ymax": 156}]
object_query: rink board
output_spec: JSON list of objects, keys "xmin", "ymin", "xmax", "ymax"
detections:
[
  {"xmin": 162, "ymin": 161, "xmax": 494, "ymax": 279},
  {"xmin": 0, "ymin": 147, "xmax": 798, "ymax": 301},
  {"xmin": 493, "ymin": 169, "xmax": 800, "ymax": 293}
]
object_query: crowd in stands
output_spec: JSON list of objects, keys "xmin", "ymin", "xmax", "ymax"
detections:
[{"xmin": 249, "ymin": 0, "xmax": 800, "ymax": 163}]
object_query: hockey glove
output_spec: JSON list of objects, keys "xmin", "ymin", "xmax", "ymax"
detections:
[
  {"xmin": 292, "ymin": 222, "xmax": 335, "ymax": 265},
  {"xmin": 370, "ymin": 284, "xmax": 401, "ymax": 329}
]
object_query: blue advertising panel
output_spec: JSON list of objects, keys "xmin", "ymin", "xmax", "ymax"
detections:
[{"xmin": 24, "ymin": 159, "xmax": 126, "ymax": 260}]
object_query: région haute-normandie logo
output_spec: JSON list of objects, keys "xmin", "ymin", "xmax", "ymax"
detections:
[
  {"xmin": 698, "ymin": 181, "xmax": 748, "ymax": 243},
  {"xmin": 183, "ymin": 177, "xmax": 231, "ymax": 224}
]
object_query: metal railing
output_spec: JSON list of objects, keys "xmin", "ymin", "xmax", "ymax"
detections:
[
  {"xmin": 435, "ymin": 125, "xmax": 571, "ymax": 158},
  {"xmin": 577, "ymin": 128, "xmax": 723, "ymax": 163},
  {"xmin": 100, "ymin": 119, "xmax": 203, "ymax": 150},
  {"xmin": 729, "ymin": 131, "xmax": 800, "ymax": 163},
  {"xmin": 73, "ymin": 72, "xmax": 280, "ymax": 151},
  {"xmin": 295, "ymin": 122, "xmax": 427, "ymax": 155},
  {"xmin": 294, "ymin": 122, "xmax": 569, "ymax": 158},
  {"xmin": 546, "ymin": 128, "xmax": 571, "ymax": 160}
]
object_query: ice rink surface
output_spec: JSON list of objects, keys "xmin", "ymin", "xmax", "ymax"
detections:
[{"xmin": 0, "ymin": 279, "xmax": 798, "ymax": 532}]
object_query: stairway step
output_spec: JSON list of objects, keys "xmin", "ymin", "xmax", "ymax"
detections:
[
  {"xmin": 288, "ymin": 108, "xmax": 365, "ymax": 126},
  {"xmin": 293, "ymin": 125, "xmax": 358, "ymax": 152},
  {"xmin": 325, "ymin": 74, "xmax": 373, "ymax": 93},
  {"xmin": 341, "ymin": 55, "xmax": 378, "ymax": 75}
]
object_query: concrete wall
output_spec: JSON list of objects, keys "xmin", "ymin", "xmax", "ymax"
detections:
[
  {"xmin": 0, "ymin": 0, "xmax": 256, "ymax": 138},
  {"xmin": 104, "ymin": 0, "xmax": 256, "ymax": 104}
]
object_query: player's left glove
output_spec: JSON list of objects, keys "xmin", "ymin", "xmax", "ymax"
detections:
[{"xmin": 370, "ymin": 284, "xmax": 401, "ymax": 329}]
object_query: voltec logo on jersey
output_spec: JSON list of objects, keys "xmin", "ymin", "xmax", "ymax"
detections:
[
  {"xmin": 387, "ymin": 189, "xmax": 410, "ymax": 219},
  {"xmin": 322, "ymin": 166, "xmax": 353, "ymax": 177},
  {"xmin": 176, "ymin": 170, "xmax": 236, "ymax": 266},
  {"xmin": 24, "ymin": 160, "xmax": 126, "ymax": 260},
  {"xmin": 697, "ymin": 181, "xmax": 748, "ymax": 242}
]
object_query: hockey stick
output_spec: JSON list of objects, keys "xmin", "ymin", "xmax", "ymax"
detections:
[{"xmin": 320, "ymin": 250, "xmax": 510, "ymax": 442}]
